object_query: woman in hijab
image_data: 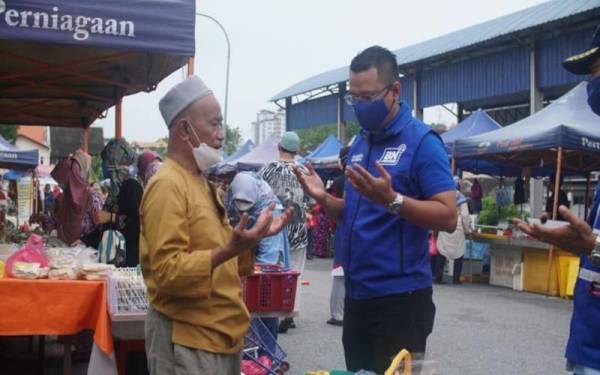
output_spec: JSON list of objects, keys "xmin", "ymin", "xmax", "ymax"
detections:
[
  {"xmin": 226, "ymin": 171, "xmax": 288, "ymax": 265},
  {"xmin": 95, "ymin": 138, "xmax": 143, "ymax": 267},
  {"xmin": 226, "ymin": 171, "xmax": 289, "ymax": 342},
  {"xmin": 137, "ymin": 150, "xmax": 162, "ymax": 187},
  {"xmin": 34, "ymin": 150, "xmax": 104, "ymax": 247}
]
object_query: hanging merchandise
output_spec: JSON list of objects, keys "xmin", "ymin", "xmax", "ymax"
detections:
[{"xmin": 514, "ymin": 177, "xmax": 526, "ymax": 205}]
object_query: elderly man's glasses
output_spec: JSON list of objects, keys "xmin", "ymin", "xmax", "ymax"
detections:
[{"xmin": 344, "ymin": 85, "xmax": 391, "ymax": 105}]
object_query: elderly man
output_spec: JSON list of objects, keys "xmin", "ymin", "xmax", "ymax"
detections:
[
  {"xmin": 516, "ymin": 26, "xmax": 600, "ymax": 375},
  {"xmin": 140, "ymin": 76, "xmax": 291, "ymax": 375}
]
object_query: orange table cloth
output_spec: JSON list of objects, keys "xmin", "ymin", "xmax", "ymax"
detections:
[{"xmin": 0, "ymin": 278, "xmax": 114, "ymax": 356}]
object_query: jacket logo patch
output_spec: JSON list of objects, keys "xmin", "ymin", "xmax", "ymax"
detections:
[
  {"xmin": 351, "ymin": 153, "xmax": 363, "ymax": 163},
  {"xmin": 379, "ymin": 144, "xmax": 406, "ymax": 165}
]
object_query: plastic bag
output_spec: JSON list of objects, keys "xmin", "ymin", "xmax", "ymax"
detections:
[{"xmin": 6, "ymin": 234, "xmax": 48, "ymax": 278}]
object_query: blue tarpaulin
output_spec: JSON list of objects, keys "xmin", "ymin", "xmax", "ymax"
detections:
[
  {"xmin": 454, "ymin": 82, "xmax": 600, "ymax": 174},
  {"xmin": 304, "ymin": 134, "xmax": 343, "ymax": 168}
]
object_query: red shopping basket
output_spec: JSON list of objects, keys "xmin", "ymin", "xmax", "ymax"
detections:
[{"xmin": 244, "ymin": 265, "xmax": 300, "ymax": 312}]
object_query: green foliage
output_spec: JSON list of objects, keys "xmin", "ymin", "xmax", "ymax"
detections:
[
  {"xmin": 296, "ymin": 122, "xmax": 360, "ymax": 154},
  {"xmin": 224, "ymin": 126, "xmax": 242, "ymax": 156},
  {"xmin": 0, "ymin": 125, "xmax": 19, "ymax": 143},
  {"xmin": 477, "ymin": 192, "xmax": 528, "ymax": 226}
]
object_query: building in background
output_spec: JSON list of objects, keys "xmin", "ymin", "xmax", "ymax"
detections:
[
  {"xmin": 16, "ymin": 126, "xmax": 50, "ymax": 165},
  {"xmin": 252, "ymin": 109, "xmax": 285, "ymax": 144},
  {"xmin": 50, "ymin": 127, "xmax": 104, "ymax": 165}
]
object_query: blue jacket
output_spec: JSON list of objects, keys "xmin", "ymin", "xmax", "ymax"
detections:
[
  {"xmin": 565, "ymin": 183, "xmax": 600, "ymax": 370},
  {"xmin": 340, "ymin": 102, "xmax": 453, "ymax": 300}
]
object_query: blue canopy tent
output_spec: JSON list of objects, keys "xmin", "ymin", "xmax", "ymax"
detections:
[
  {"xmin": 0, "ymin": 0, "xmax": 195, "ymax": 139},
  {"xmin": 455, "ymin": 81, "xmax": 600, "ymax": 296},
  {"xmin": 0, "ymin": 135, "xmax": 38, "ymax": 172},
  {"xmin": 225, "ymin": 140, "xmax": 255, "ymax": 162},
  {"xmin": 442, "ymin": 109, "xmax": 520, "ymax": 176},
  {"xmin": 442, "ymin": 109, "xmax": 502, "ymax": 154},
  {"xmin": 454, "ymin": 82, "xmax": 600, "ymax": 175},
  {"xmin": 304, "ymin": 134, "xmax": 343, "ymax": 169}
]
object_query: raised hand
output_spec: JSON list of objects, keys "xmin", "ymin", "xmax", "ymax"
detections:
[
  {"xmin": 346, "ymin": 162, "xmax": 396, "ymax": 206},
  {"xmin": 293, "ymin": 162, "xmax": 327, "ymax": 202},
  {"xmin": 513, "ymin": 205, "xmax": 595, "ymax": 256}
]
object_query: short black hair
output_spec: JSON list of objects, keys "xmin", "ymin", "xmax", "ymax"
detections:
[{"xmin": 350, "ymin": 46, "xmax": 399, "ymax": 86}]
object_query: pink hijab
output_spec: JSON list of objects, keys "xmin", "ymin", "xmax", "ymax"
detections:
[
  {"xmin": 137, "ymin": 151, "xmax": 162, "ymax": 186},
  {"xmin": 50, "ymin": 150, "xmax": 92, "ymax": 244}
]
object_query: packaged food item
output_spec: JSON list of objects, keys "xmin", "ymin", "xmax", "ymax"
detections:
[
  {"xmin": 12, "ymin": 261, "xmax": 41, "ymax": 279},
  {"xmin": 5, "ymin": 234, "xmax": 48, "ymax": 278}
]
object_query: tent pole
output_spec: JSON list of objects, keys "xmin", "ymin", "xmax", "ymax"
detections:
[
  {"xmin": 187, "ymin": 57, "xmax": 195, "ymax": 77},
  {"xmin": 115, "ymin": 100, "xmax": 123, "ymax": 140},
  {"xmin": 585, "ymin": 173, "xmax": 591, "ymax": 219},
  {"xmin": 545, "ymin": 146, "xmax": 563, "ymax": 297},
  {"xmin": 82, "ymin": 127, "xmax": 89, "ymax": 153},
  {"xmin": 451, "ymin": 157, "xmax": 456, "ymax": 176}
]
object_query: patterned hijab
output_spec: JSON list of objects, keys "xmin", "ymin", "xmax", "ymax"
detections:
[
  {"xmin": 50, "ymin": 150, "xmax": 92, "ymax": 244},
  {"xmin": 226, "ymin": 172, "xmax": 281, "ymax": 228},
  {"xmin": 101, "ymin": 138, "xmax": 136, "ymax": 209}
]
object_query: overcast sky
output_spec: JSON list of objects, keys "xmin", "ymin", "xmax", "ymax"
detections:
[{"xmin": 94, "ymin": 0, "xmax": 546, "ymax": 142}]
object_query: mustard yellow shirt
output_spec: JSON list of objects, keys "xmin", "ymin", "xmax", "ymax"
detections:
[{"xmin": 140, "ymin": 158, "xmax": 253, "ymax": 353}]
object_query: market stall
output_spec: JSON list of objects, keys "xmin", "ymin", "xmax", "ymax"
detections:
[
  {"xmin": 0, "ymin": 1, "xmax": 197, "ymax": 374},
  {"xmin": 454, "ymin": 82, "xmax": 599, "ymax": 296}
]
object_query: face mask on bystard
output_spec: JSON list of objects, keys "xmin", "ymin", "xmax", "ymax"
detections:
[{"xmin": 187, "ymin": 123, "xmax": 223, "ymax": 173}]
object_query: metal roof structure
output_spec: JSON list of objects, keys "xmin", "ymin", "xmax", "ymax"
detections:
[{"xmin": 272, "ymin": 0, "xmax": 600, "ymax": 102}]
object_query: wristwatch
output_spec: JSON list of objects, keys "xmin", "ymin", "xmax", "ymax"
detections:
[
  {"xmin": 589, "ymin": 235, "xmax": 600, "ymax": 268},
  {"xmin": 387, "ymin": 193, "xmax": 404, "ymax": 215}
]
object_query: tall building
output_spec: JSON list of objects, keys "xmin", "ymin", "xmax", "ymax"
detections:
[{"xmin": 252, "ymin": 109, "xmax": 285, "ymax": 144}]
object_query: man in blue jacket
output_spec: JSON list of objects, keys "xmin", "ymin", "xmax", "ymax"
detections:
[
  {"xmin": 295, "ymin": 46, "xmax": 457, "ymax": 374},
  {"xmin": 516, "ymin": 26, "xmax": 600, "ymax": 375}
]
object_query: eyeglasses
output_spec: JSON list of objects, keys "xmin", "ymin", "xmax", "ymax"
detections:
[{"xmin": 344, "ymin": 85, "xmax": 391, "ymax": 105}]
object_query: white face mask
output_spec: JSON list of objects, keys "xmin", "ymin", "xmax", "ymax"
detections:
[{"xmin": 187, "ymin": 123, "xmax": 223, "ymax": 173}]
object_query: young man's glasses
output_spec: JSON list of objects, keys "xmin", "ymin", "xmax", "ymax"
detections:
[{"xmin": 344, "ymin": 85, "xmax": 391, "ymax": 105}]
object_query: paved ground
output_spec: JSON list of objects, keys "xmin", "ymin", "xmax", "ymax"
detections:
[
  {"xmin": 279, "ymin": 258, "xmax": 573, "ymax": 375},
  {"xmin": 1, "ymin": 258, "xmax": 573, "ymax": 375}
]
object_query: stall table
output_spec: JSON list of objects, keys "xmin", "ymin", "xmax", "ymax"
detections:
[
  {"xmin": 471, "ymin": 233, "xmax": 578, "ymax": 297},
  {"xmin": 0, "ymin": 278, "xmax": 113, "ymax": 375}
]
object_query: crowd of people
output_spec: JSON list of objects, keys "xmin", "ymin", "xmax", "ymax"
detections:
[{"xmin": 14, "ymin": 27, "xmax": 600, "ymax": 375}]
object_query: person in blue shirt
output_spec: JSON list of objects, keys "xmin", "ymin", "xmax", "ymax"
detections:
[
  {"xmin": 516, "ymin": 26, "xmax": 600, "ymax": 375},
  {"xmin": 294, "ymin": 46, "xmax": 457, "ymax": 374}
]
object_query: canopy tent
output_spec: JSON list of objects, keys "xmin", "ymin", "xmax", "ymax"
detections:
[
  {"xmin": 234, "ymin": 136, "xmax": 282, "ymax": 171},
  {"xmin": 455, "ymin": 81, "xmax": 599, "ymax": 296},
  {"xmin": 442, "ymin": 109, "xmax": 524, "ymax": 176},
  {"xmin": 3, "ymin": 164, "xmax": 55, "ymax": 180},
  {"xmin": 304, "ymin": 134, "xmax": 343, "ymax": 168},
  {"xmin": 454, "ymin": 82, "xmax": 600, "ymax": 174},
  {"xmin": 225, "ymin": 140, "xmax": 255, "ymax": 162},
  {"xmin": 442, "ymin": 109, "xmax": 502, "ymax": 154},
  {"xmin": 0, "ymin": 0, "xmax": 195, "ymax": 143},
  {"xmin": 0, "ymin": 134, "xmax": 38, "ymax": 171}
]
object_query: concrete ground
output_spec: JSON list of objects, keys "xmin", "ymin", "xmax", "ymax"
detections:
[{"xmin": 279, "ymin": 258, "xmax": 573, "ymax": 375}]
